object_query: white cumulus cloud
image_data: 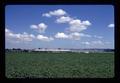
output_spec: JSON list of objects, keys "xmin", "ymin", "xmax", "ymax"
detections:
[
  {"xmin": 108, "ymin": 23, "xmax": 114, "ymax": 28},
  {"xmin": 82, "ymin": 20, "xmax": 91, "ymax": 26},
  {"xmin": 30, "ymin": 23, "xmax": 47, "ymax": 33},
  {"xmin": 37, "ymin": 35, "xmax": 54, "ymax": 42},
  {"xmin": 56, "ymin": 16, "xmax": 72, "ymax": 23},
  {"xmin": 30, "ymin": 25, "xmax": 38, "ymax": 29},
  {"xmin": 42, "ymin": 13, "xmax": 51, "ymax": 17},
  {"xmin": 69, "ymin": 19, "xmax": 91, "ymax": 32},
  {"xmin": 55, "ymin": 32, "xmax": 69, "ymax": 39},
  {"xmin": 42, "ymin": 9, "xmax": 67, "ymax": 17}
]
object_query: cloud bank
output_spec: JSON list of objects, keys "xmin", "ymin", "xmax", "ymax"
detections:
[
  {"xmin": 6, "ymin": 28, "xmax": 35, "ymax": 42},
  {"xmin": 6, "ymin": 28, "xmax": 54, "ymax": 42}
]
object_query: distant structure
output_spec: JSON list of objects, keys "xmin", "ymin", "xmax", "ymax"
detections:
[
  {"xmin": 33, "ymin": 48, "xmax": 70, "ymax": 53},
  {"xmin": 6, "ymin": 48, "xmax": 114, "ymax": 53}
]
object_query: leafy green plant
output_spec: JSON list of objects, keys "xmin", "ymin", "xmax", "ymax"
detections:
[{"xmin": 6, "ymin": 52, "xmax": 114, "ymax": 78}]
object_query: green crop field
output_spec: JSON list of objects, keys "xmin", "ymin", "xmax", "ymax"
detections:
[{"xmin": 6, "ymin": 52, "xmax": 114, "ymax": 78}]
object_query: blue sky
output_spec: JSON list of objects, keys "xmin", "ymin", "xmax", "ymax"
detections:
[{"xmin": 5, "ymin": 5, "xmax": 114, "ymax": 49}]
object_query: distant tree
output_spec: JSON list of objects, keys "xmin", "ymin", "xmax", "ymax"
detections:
[
  {"xmin": 58, "ymin": 48, "xmax": 61, "ymax": 50},
  {"xmin": 12, "ymin": 48, "xmax": 16, "ymax": 50},
  {"xmin": 23, "ymin": 49, "xmax": 28, "ymax": 52}
]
